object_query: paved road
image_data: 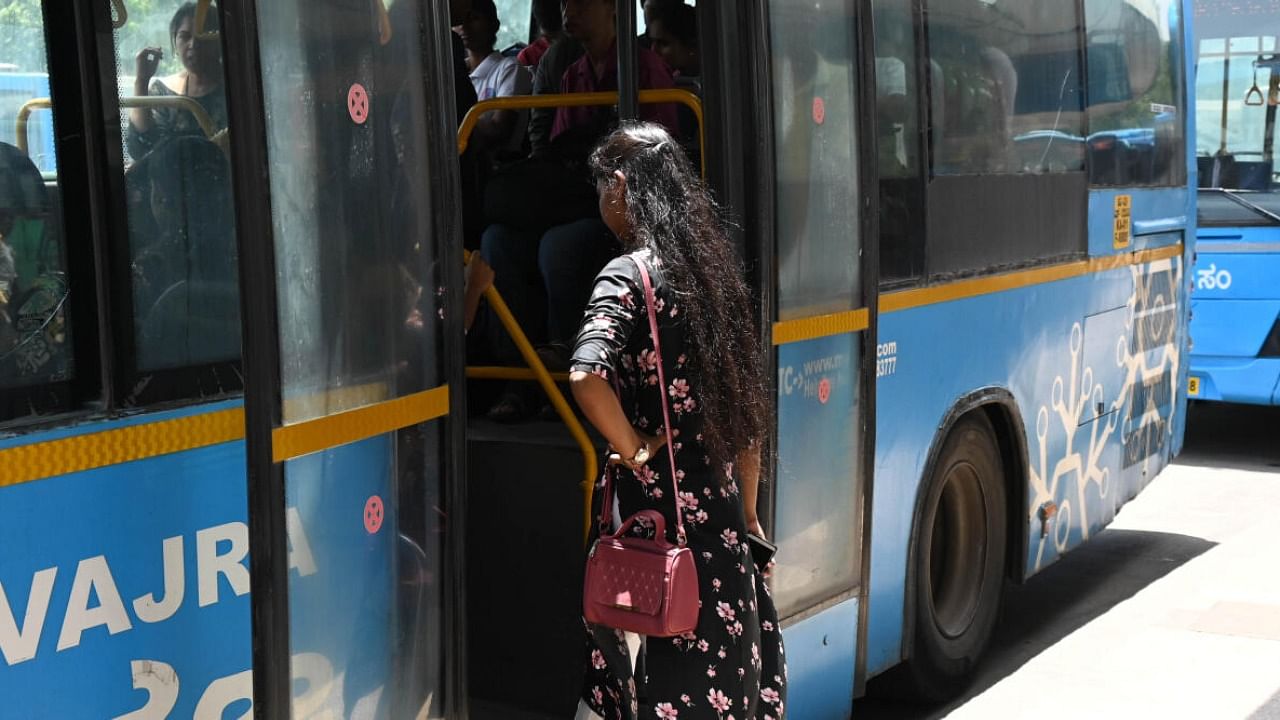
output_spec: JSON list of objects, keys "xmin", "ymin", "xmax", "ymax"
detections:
[{"xmin": 858, "ymin": 402, "xmax": 1280, "ymax": 719}]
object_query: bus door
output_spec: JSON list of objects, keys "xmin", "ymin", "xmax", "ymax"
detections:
[
  {"xmin": 220, "ymin": 1, "xmax": 465, "ymax": 717},
  {"xmin": 758, "ymin": 0, "xmax": 880, "ymax": 715}
]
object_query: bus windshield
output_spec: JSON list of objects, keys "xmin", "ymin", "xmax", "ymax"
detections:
[{"xmin": 1195, "ymin": 3, "xmax": 1280, "ymax": 201}]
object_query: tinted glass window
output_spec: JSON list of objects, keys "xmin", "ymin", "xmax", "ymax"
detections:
[
  {"xmin": 768, "ymin": 0, "xmax": 865, "ymax": 617},
  {"xmin": 494, "ymin": 0, "xmax": 534, "ymax": 51},
  {"xmin": 114, "ymin": 1, "xmax": 240, "ymax": 373},
  {"xmin": 874, "ymin": 0, "xmax": 926, "ymax": 283},
  {"xmin": 927, "ymin": 0, "xmax": 1087, "ymax": 176},
  {"xmin": 0, "ymin": 2, "xmax": 76, "ymax": 420},
  {"xmin": 770, "ymin": 0, "xmax": 862, "ymax": 319},
  {"xmin": 1085, "ymin": 0, "xmax": 1186, "ymax": 186},
  {"xmin": 256, "ymin": 1, "xmax": 448, "ymax": 714},
  {"xmin": 1193, "ymin": 5, "xmax": 1280, "ymax": 192}
]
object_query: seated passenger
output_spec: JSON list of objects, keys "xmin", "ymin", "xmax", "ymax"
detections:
[
  {"xmin": 639, "ymin": 0, "xmax": 685, "ymax": 50},
  {"xmin": 476, "ymin": 0, "xmax": 680, "ymax": 421},
  {"xmin": 528, "ymin": 36, "xmax": 586, "ymax": 157},
  {"xmin": 645, "ymin": 2, "xmax": 701, "ymax": 146},
  {"xmin": 127, "ymin": 2, "xmax": 228, "ymax": 162},
  {"xmin": 0, "ymin": 141, "xmax": 69, "ymax": 383},
  {"xmin": 647, "ymin": 2, "xmax": 699, "ymax": 80},
  {"xmin": 550, "ymin": 0, "xmax": 679, "ymax": 149},
  {"xmin": 455, "ymin": 0, "xmax": 533, "ymax": 163},
  {"xmin": 517, "ymin": 0, "xmax": 565, "ymax": 70}
]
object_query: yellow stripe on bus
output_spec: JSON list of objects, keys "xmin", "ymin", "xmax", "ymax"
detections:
[
  {"xmin": 772, "ymin": 308, "xmax": 871, "ymax": 346},
  {"xmin": 773, "ymin": 244, "xmax": 1184, "ymax": 345},
  {"xmin": 0, "ymin": 407, "xmax": 245, "ymax": 486},
  {"xmin": 271, "ymin": 384, "xmax": 450, "ymax": 463}
]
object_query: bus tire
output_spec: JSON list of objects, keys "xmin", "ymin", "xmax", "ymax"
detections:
[{"xmin": 903, "ymin": 412, "xmax": 1007, "ymax": 701}]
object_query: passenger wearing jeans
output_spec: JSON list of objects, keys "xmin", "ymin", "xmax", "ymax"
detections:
[{"xmin": 479, "ymin": 0, "xmax": 678, "ymax": 420}]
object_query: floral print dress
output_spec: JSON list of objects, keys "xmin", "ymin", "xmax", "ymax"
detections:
[{"xmin": 571, "ymin": 250, "xmax": 787, "ymax": 720}]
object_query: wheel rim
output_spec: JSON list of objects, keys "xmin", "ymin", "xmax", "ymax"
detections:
[{"xmin": 927, "ymin": 460, "xmax": 988, "ymax": 640}]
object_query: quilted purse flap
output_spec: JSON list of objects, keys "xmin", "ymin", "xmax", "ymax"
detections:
[{"xmin": 587, "ymin": 540, "xmax": 670, "ymax": 615}]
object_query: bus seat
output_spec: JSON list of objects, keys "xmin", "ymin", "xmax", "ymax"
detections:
[
  {"xmin": 1197, "ymin": 153, "xmax": 1239, "ymax": 189},
  {"xmin": 1235, "ymin": 160, "xmax": 1273, "ymax": 191}
]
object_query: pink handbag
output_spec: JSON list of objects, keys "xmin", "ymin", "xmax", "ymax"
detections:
[{"xmin": 582, "ymin": 256, "xmax": 700, "ymax": 638}]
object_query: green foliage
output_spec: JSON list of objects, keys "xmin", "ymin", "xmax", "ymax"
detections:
[{"xmin": 0, "ymin": 0, "xmax": 191, "ymax": 76}]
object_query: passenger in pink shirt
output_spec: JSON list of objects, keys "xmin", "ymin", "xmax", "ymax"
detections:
[
  {"xmin": 516, "ymin": 0, "xmax": 563, "ymax": 69},
  {"xmin": 551, "ymin": 0, "xmax": 679, "ymax": 142},
  {"xmin": 476, "ymin": 0, "xmax": 681, "ymax": 421}
]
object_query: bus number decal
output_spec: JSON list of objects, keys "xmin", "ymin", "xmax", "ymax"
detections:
[{"xmin": 1113, "ymin": 194, "xmax": 1132, "ymax": 249}]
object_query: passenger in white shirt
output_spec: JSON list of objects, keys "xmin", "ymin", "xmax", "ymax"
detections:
[{"xmin": 454, "ymin": 0, "xmax": 532, "ymax": 158}]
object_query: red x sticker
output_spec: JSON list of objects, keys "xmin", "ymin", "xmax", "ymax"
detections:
[
  {"xmin": 818, "ymin": 378, "xmax": 832, "ymax": 405},
  {"xmin": 364, "ymin": 495, "xmax": 384, "ymax": 534},
  {"xmin": 348, "ymin": 83, "xmax": 369, "ymax": 124}
]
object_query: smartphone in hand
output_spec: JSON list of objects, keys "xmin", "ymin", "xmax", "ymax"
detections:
[{"xmin": 747, "ymin": 532, "xmax": 777, "ymax": 572}]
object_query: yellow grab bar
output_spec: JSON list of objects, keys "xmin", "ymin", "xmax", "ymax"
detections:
[
  {"xmin": 16, "ymin": 96, "xmax": 219, "ymax": 156},
  {"xmin": 194, "ymin": 0, "xmax": 218, "ymax": 39},
  {"xmin": 457, "ymin": 89, "xmax": 706, "ymax": 175},
  {"xmin": 462, "ymin": 252, "xmax": 599, "ymax": 544},
  {"xmin": 466, "ymin": 366, "xmax": 571, "ymax": 383}
]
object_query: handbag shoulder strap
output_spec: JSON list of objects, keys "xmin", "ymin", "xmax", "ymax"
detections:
[
  {"xmin": 631, "ymin": 254, "xmax": 686, "ymax": 545},
  {"xmin": 594, "ymin": 253, "xmax": 686, "ymax": 545}
]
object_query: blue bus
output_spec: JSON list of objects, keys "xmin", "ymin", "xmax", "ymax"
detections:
[
  {"xmin": 1191, "ymin": 0, "xmax": 1280, "ymax": 406},
  {"xmin": 0, "ymin": 0, "xmax": 1192, "ymax": 717}
]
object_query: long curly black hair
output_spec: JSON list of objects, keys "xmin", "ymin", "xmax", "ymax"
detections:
[{"xmin": 589, "ymin": 122, "xmax": 766, "ymax": 472}]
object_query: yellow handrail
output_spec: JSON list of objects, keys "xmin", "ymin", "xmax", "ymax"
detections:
[
  {"xmin": 466, "ymin": 366, "xmax": 571, "ymax": 382},
  {"xmin": 194, "ymin": 0, "xmax": 218, "ymax": 39},
  {"xmin": 16, "ymin": 96, "xmax": 219, "ymax": 156},
  {"xmin": 463, "ymin": 252, "xmax": 599, "ymax": 544},
  {"xmin": 457, "ymin": 89, "xmax": 706, "ymax": 175}
]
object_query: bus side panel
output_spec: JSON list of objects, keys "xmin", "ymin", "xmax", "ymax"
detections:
[
  {"xmin": 0, "ymin": 416, "xmax": 397, "ymax": 716},
  {"xmin": 781, "ymin": 598, "xmax": 858, "ymax": 719},
  {"xmin": 0, "ymin": 441, "xmax": 254, "ymax": 718},
  {"xmin": 865, "ymin": 233, "xmax": 1185, "ymax": 677},
  {"xmin": 1189, "ymin": 227, "xmax": 1280, "ymax": 406}
]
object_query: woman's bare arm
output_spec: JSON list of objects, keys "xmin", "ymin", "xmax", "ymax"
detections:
[
  {"xmin": 738, "ymin": 443, "xmax": 764, "ymax": 537},
  {"xmin": 570, "ymin": 371, "xmax": 664, "ymax": 464}
]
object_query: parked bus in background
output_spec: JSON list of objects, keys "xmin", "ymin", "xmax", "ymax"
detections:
[
  {"xmin": 1191, "ymin": 0, "xmax": 1280, "ymax": 406},
  {"xmin": 0, "ymin": 0, "xmax": 1192, "ymax": 717}
]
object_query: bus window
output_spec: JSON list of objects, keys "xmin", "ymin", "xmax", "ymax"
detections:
[
  {"xmin": 1085, "ymin": 0, "xmax": 1187, "ymax": 187},
  {"xmin": 1194, "ymin": 0, "xmax": 1280, "ymax": 207},
  {"xmin": 493, "ymin": 0, "xmax": 535, "ymax": 52},
  {"xmin": 928, "ymin": 0, "xmax": 1087, "ymax": 176},
  {"xmin": 768, "ymin": 0, "xmax": 864, "ymax": 617},
  {"xmin": 111, "ymin": 2, "xmax": 240, "ymax": 376},
  {"xmin": 874, "ymin": 0, "xmax": 926, "ymax": 284},
  {"xmin": 0, "ymin": 1, "xmax": 76, "ymax": 424},
  {"xmin": 922, "ymin": 0, "xmax": 1089, "ymax": 276},
  {"xmin": 770, "ymin": 0, "xmax": 861, "ymax": 319}
]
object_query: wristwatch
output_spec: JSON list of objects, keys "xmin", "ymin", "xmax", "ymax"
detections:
[{"xmin": 628, "ymin": 444, "xmax": 651, "ymax": 467}]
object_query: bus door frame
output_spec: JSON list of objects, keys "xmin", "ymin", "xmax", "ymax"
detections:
[
  {"xmin": 728, "ymin": 0, "xmax": 883, "ymax": 699},
  {"xmin": 218, "ymin": 2, "xmax": 470, "ymax": 716}
]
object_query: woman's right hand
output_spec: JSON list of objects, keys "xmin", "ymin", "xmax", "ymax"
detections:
[{"xmin": 134, "ymin": 47, "xmax": 163, "ymax": 90}]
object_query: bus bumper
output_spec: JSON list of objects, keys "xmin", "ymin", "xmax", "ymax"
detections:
[{"xmin": 1187, "ymin": 356, "xmax": 1280, "ymax": 406}]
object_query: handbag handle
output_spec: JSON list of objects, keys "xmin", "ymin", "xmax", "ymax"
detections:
[
  {"xmin": 602, "ymin": 509, "xmax": 674, "ymax": 549},
  {"xmin": 596, "ymin": 253, "xmax": 686, "ymax": 545}
]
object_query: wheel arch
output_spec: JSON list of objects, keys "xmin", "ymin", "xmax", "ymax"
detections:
[{"xmin": 898, "ymin": 386, "xmax": 1030, "ymax": 664}]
